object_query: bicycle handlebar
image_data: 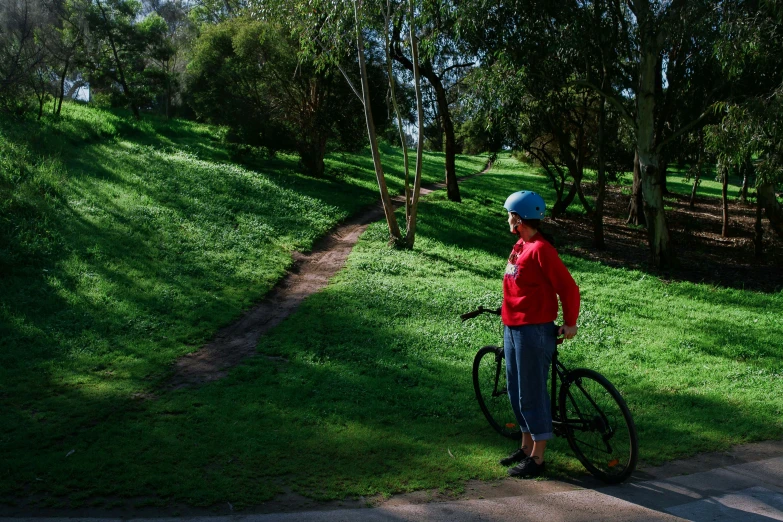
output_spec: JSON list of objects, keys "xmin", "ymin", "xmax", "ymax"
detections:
[
  {"xmin": 460, "ymin": 306, "xmax": 566, "ymax": 345},
  {"xmin": 460, "ymin": 305, "xmax": 501, "ymax": 322}
]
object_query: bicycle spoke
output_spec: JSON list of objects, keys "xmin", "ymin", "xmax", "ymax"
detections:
[
  {"xmin": 559, "ymin": 369, "xmax": 638, "ymax": 483},
  {"xmin": 473, "ymin": 346, "xmax": 521, "ymax": 440}
]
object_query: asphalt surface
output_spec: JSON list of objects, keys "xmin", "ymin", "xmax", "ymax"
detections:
[{"xmin": 3, "ymin": 439, "xmax": 783, "ymax": 521}]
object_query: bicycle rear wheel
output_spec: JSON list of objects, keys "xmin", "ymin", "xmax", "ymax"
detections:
[
  {"xmin": 559, "ymin": 368, "xmax": 638, "ymax": 483},
  {"xmin": 472, "ymin": 346, "xmax": 521, "ymax": 440}
]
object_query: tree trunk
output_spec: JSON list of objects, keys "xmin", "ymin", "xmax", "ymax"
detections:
[
  {"xmin": 354, "ymin": 0, "xmax": 401, "ymax": 241},
  {"xmin": 721, "ymin": 164, "xmax": 730, "ymax": 237},
  {"xmin": 758, "ymin": 182, "xmax": 783, "ymax": 239},
  {"xmin": 404, "ymin": 0, "xmax": 425, "ymax": 249},
  {"xmin": 37, "ymin": 92, "xmax": 45, "ymax": 120},
  {"xmin": 594, "ymin": 80, "xmax": 607, "ymax": 249},
  {"xmin": 428, "ymin": 72, "xmax": 460, "ymax": 202},
  {"xmin": 390, "ymin": 27, "xmax": 460, "ymax": 203},
  {"xmin": 638, "ymin": 44, "xmax": 674, "ymax": 267},
  {"xmin": 552, "ymin": 182, "xmax": 579, "ymax": 217},
  {"xmin": 754, "ymin": 194, "xmax": 764, "ymax": 257},
  {"xmin": 739, "ymin": 155, "xmax": 751, "ymax": 204},
  {"xmin": 627, "ymin": 150, "xmax": 646, "ymax": 225},
  {"xmin": 382, "ymin": 2, "xmax": 411, "ymax": 223},
  {"xmin": 57, "ymin": 57, "xmax": 69, "ymax": 116},
  {"xmin": 689, "ymin": 131, "xmax": 703, "ymax": 209},
  {"xmin": 298, "ymin": 132, "xmax": 326, "ymax": 178}
]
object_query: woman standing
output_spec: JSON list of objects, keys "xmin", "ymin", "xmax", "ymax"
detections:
[{"xmin": 500, "ymin": 190, "xmax": 580, "ymax": 478}]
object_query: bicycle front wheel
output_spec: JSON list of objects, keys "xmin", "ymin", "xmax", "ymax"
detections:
[
  {"xmin": 472, "ymin": 346, "xmax": 521, "ymax": 440},
  {"xmin": 559, "ymin": 368, "xmax": 638, "ymax": 483}
]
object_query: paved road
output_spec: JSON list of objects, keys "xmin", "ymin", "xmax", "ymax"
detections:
[{"xmin": 3, "ymin": 440, "xmax": 783, "ymax": 521}]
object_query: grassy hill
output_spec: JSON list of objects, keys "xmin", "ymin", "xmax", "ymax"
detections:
[
  {"xmin": 0, "ymin": 103, "xmax": 486, "ymax": 507},
  {"xmin": 1, "ymin": 104, "xmax": 781, "ymax": 511}
]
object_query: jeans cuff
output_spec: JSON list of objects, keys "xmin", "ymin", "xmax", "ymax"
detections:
[{"xmin": 531, "ymin": 432, "xmax": 553, "ymax": 441}]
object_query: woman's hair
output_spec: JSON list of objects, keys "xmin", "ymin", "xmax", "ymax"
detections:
[
  {"xmin": 513, "ymin": 215, "xmax": 556, "ymax": 246},
  {"xmin": 520, "ymin": 218, "xmax": 541, "ymax": 230}
]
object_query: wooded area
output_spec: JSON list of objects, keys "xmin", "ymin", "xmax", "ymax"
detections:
[{"xmin": 2, "ymin": 0, "xmax": 783, "ymax": 266}]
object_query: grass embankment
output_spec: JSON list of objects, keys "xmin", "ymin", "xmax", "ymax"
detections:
[
  {"xmin": 2, "ymin": 105, "xmax": 781, "ymax": 509},
  {"xmin": 0, "ymin": 103, "xmax": 487, "ymax": 508}
]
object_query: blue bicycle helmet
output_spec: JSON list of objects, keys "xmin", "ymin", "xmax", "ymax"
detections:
[{"xmin": 504, "ymin": 191, "xmax": 546, "ymax": 219}]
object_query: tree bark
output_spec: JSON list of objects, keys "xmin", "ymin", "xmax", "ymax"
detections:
[
  {"xmin": 57, "ymin": 57, "xmax": 69, "ymax": 116},
  {"xmin": 594, "ymin": 79, "xmax": 607, "ymax": 249},
  {"xmin": 638, "ymin": 41, "xmax": 674, "ymax": 267},
  {"xmin": 721, "ymin": 164, "xmax": 730, "ymax": 237},
  {"xmin": 354, "ymin": 0, "xmax": 401, "ymax": 241},
  {"xmin": 552, "ymin": 182, "xmax": 579, "ymax": 217},
  {"xmin": 627, "ymin": 150, "xmax": 646, "ymax": 225},
  {"xmin": 758, "ymin": 182, "xmax": 783, "ymax": 239},
  {"xmin": 428, "ymin": 72, "xmax": 460, "ymax": 202},
  {"xmin": 382, "ymin": 2, "xmax": 411, "ymax": 223},
  {"xmin": 754, "ymin": 195, "xmax": 764, "ymax": 257},
  {"xmin": 390, "ymin": 29, "xmax": 460, "ymax": 203},
  {"xmin": 404, "ymin": 0, "xmax": 425, "ymax": 249}
]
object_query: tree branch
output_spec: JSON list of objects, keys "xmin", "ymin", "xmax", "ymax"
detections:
[
  {"xmin": 442, "ymin": 62, "xmax": 474, "ymax": 74},
  {"xmin": 314, "ymin": 37, "xmax": 363, "ymax": 105},
  {"xmin": 571, "ymin": 78, "xmax": 636, "ymax": 129},
  {"xmin": 655, "ymin": 109, "xmax": 711, "ymax": 153}
]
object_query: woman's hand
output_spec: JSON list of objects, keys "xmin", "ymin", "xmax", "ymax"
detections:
[{"xmin": 558, "ymin": 324, "xmax": 578, "ymax": 340}]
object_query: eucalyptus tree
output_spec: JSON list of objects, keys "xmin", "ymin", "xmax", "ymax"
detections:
[
  {"xmin": 0, "ymin": 0, "xmax": 50, "ymax": 115},
  {"xmin": 187, "ymin": 18, "xmax": 372, "ymax": 176},
  {"xmin": 83, "ymin": 0, "xmax": 175, "ymax": 119},
  {"xmin": 282, "ymin": 0, "xmax": 430, "ymax": 248},
  {"xmin": 142, "ymin": 0, "xmax": 193, "ymax": 118},
  {"xmin": 712, "ymin": 0, "xmax": 783, "ymax": 245},
  {"xmin": 41, "ymin": 0, "xmax": 89, "ymax": 116},
  {"xmin": 389, "ymin": 0, "xmax": 474, "ymax": 203},
  {"xmin": 460, "ymin": 0, "xmax": 725, "ymax": 267},
  {"xmin": 457, "ymin": 0, "xmax": 624, "ymax": 247}
]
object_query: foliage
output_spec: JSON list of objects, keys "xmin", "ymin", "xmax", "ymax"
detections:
[
  {"xmin": 186, "ymin": 17, "xmax": 387, "ymax": 176},
  {"xmin": 0, "ymin": 0, "xmax": 53, "ymax": 115}
]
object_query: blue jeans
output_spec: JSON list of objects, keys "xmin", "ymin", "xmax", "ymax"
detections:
[{"xmin": 504, "ymin": 322, "xmax": 557, "ymax": 441}]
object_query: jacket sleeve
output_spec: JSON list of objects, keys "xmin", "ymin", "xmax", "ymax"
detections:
[{"xmin": 536, "ymin": 244, "xmax": 580, "ymax": 326}]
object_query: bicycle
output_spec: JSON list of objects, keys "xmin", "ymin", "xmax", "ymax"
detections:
[{"xmin": 461, "ymin": 305, "xmax": 638, "ymax": 484}]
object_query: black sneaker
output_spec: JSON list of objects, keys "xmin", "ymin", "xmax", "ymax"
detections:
[
  {"xmin": 499, "ymin": 448, "xmax": 530, "ymax": 466},
  {"xmin": 508, "ymin": 456, "xmax": 546, "ymax": 478}
]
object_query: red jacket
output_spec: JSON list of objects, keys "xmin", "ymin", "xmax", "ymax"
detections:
[{"xmin": 502, "ymin": 233, "xmax": 580, "ymax": 327}]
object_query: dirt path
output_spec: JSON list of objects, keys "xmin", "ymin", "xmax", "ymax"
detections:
[{"xmin": 164, "ymin": 164, "xmax": 491, "ymax": 390}]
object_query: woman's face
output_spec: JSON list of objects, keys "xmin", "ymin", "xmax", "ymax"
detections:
[{"xmin": 507, "ymin": 212, "xmax": 518, "ymax": 233}]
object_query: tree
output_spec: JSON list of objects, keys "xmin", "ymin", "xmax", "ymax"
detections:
[
  {"xmin": 389, "ymin": 0, "xmax": 473, "ymax": 203},
  {"xmin": 84, "ymin": 0, "xmax": 146, "ymax": 118},
  {"xmin": 284, "ymin": 0, "xmax": 431, "ymax": 248},
  {"xmin": 40, "ymin": 0, "xmax": 88, "ymax": 116},
  {"xmin": 709, "ymin": 0, "xmax": 783, "ymax": 250},
  {"xmin": 187, "ymin": 18, "xmax": 371, "ymax": 176},
  {"xmin": 0, "ymin": 0, "xmax": 50, "ymax": 115},
  {"xmin": 141, "ymin": 0, "xmax": 192, "ymax": 118}
]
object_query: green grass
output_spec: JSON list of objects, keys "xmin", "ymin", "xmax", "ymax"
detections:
[
  {"xmin": 0, "ymin": 103, "xmax": 486, "ymax": 508},
  {"xmin": 2, "ymin": 106, "xmax": 782, "ymax": 509},
  {"xmin": 617, "ymin": 164, "xmax": 745, "ymax": 201}
]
